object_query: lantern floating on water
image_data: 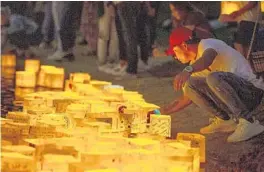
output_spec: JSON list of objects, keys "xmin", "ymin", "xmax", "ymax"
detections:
[
  {"xmin": 16, "ymin": 71, "xmax": 36, "ymax": 88},
  {"xmin": 44, "ymin": 67, "xmax": 65, "ymax": 89},
  {"xmin": 1, "ymin": 54, "xmax": 16, "ymax": 67},
  {"xmin": 25, "ymin": 59, "xmax": 40, "ymax": 73}
]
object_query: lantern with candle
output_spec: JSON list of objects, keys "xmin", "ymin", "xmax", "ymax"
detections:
[
  {"xmin": 16, "ymin": 71, "xmax": 37, "ymax": 88},
  {"xmin": 70, "ymin": 72, "xmax": 91, "ymax": 84},
  {"xmin": 44, "ymin": 67, "xmax": 65, "ymax": 89},
  {"xmin": 1, "ymin": 67, "xmax": 16, "ymax": 79},
  {"xmin": 37, "ymin": 65, "xmax": 56, "ymax": 86},
  {"xmin": 1, "ymin": 54, "xmax": 16, "ymax": 67},
  {"xmin": 15, "ymin": 87, "xmax": 35, "ymax": 100},
  {"xmin": 25, "ymin": 59, "xmax": 40, "ymax": 73}
]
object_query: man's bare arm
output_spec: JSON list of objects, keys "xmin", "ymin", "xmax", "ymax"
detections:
[
  {"xmin": 160, "ymin": 95, "xmax": 192, "ymax": 114},
  {"xmin": 191, "ymin": 48, "xmax": 218, "ymax": 73}
]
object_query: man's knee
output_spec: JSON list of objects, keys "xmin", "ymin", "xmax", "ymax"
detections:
[
  {"xmin": 206, "ymin": 72, "xmax": 224, "ymax": 88},
  {"xmin": 183, "ymin": 78, "xmax": 201, "ymax": 96}
]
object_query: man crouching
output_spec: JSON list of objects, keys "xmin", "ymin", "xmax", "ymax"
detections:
[{"xmin": 160, "ymin": 27, "xmax": 264, "ymax": 143}]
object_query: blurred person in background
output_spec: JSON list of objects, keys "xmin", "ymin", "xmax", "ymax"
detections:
[
  {"xmin": 219, "ymin": 2, "xmax": 261, "ymax": 58},
  {"xmin": 39, "ymin": 2, "xmax": 55, "ymax": 49},
  {"xmin": 153, "ymin": 2, "xmax": 214, "ymax": 58},
  {"xmin": 1, "ymin": 6, "xmax": 41, "ymax": 58},
  {"xmin": 80, "ymin": 1, "xmax": 99, "ymax": 56},
  {"xmin": 97, "ymin": 2, "xmax": 120, "ymax": 74},
  {"xmin": 47, "ymin": 1, "xmax": 81, "ymax": 61}
]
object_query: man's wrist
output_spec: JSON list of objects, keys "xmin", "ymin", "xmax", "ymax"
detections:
[{"xmin": 183, "ymin": 65, "xmax": 194, "ymax": 74}]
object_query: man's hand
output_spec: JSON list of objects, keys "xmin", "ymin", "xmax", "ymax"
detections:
[{"xmin": 174, "ymin": 71, "xmax": 191, "ymax": 91}]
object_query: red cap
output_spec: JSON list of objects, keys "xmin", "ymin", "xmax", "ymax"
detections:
[{"xmin": 166, "ymin": 27, "xmax": 193, "ymax": 56}]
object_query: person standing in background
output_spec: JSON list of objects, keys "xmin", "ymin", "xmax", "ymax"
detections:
[
  {"xmin": 80, "ymin": 1, "xmax": 99, "ymax": 56},
  {"xmin": 145, "ymin": 2, "xmax": 160, "ymax": 51},
  {"xmin": 47, "ymin": 1, "xmax": 81, "ymax": 61},
  {"xmin": 97, "ymin": 2, "xmax": 120, "ymax": 74},
  {"xmin": 39, "ymin": 2, "xmax": 54, "ymax": 49},
  {"xmin": 220, "ymin": 2, "xmax": 261, "ymax": 58}
]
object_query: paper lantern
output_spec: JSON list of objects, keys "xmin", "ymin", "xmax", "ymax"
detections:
[
  {"xmin": 1, "ymin": 67, "xmax": 16, "ymax": 79},
  {"xmin": 177, "ymin": 133, "xmax": 206, "ymax": 163},
  {"xmin": 37, "ymin": 65, "xmax": 56, "ymax": 86},
  {"xmin": 16, "ymin": 71, "xmax": 36, "ymax": 88},
  {"xmin": 15, "ymin": 87, "xmax": 35, "ymax": 100},
  {"xmin": 221, "ymin": 1, "xmax": 240, "ymax": 15},
  {"xmin": 90, "ymin": 80, "xmax": 112, "ymax": 89},
  {"xmin": 44, "ymin": 67, "xmax": 65, "ymax": 89},
  {"xmin": 70, "ymin": 72, "xmax": 91, "ymax": 83},
  {"xmin": 66, "ymin": 103, "xmax": 89, "ymax": 119},
  {"xmin": 25, "ymin": 59, "xmax": 40, "ymax": 73},
  {"xmin": 1, "ymin": 54, "xmax": 16, "ymax": 67}
]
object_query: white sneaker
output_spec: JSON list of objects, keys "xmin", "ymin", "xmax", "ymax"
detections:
[
  {"xmin": 98, "ymin": 63, "xmax": 116, "ymax": 74},
  {"xmin": 111, "ymin": 63, "xmax": 128, "ymax": 76},
  {"xmin": 47, "ymin": 51, "xmax": 70, "ymax": 61},
  {"xmin": 200, "ymin": 117, "xmax": 237, "ymax": 134},
  {"xmin": 227, "ymin": 118, "xmax": 264, "ymax": 143}
]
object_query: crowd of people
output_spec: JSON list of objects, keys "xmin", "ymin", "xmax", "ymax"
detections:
[{"xmin": 1, "ymin": 1, "xmax": 264, "ymax": 143}]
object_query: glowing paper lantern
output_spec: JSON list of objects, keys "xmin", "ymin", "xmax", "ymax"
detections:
[
  {"xmin": 1, "ymin": 67, "xmax": 16, "ymax": 79},
  {"xmin": 37, "ymin": 65, "xmax": 57, "ymax": 86},
  {"xmin": 177, "ymin": 133, "xmax": 206, "ymax": 163},
  {"xmin": 70, "ymin": 72, "xmax": 91, "ymax": 83},
  {"xmin": 44, "ymin": 67, "xmax": 65, "ymax": 89},
  {"xmin": 15, "ymin": 87, "xmax": 35, "ymax": 100},
  {"xmin": 1, "ymin": 54, "xmax": 16, "ymax": 67},
  {"xmin": 25, "ymin": 59, "xmax": 40, "ymax": 73},
  {"xmin": 16, "ymin": 71, "xmax": 36, "ymax": 88}
]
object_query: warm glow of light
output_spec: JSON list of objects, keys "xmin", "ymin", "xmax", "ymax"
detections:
[
  {"xmin": 261, "ymin": 1, "xmax": 264, "ymax": 12},
  {"xmin": 1, "ymin": 67, "xmax": 16, "ymax": 79},
  {"xmin": 44, "ymin": 68, "xmax": 65, "ymax": 89},
  {"xmin": 25, "ymin": 59, "xmax": 40, "ymax": 73},
  {"xmin": 1, "ymin": 54, "xmax": 16, "ymax": 67},
  {"xmin": 221, "ymin": 1, "xmax": 240, "ymax": 15},
  {"xmin": 16, "ymin": 71, "xmax": 36, "ymax": 88},
  {"xmin": 15, "ymin": 87, "xmax": 35, "ymax": 100}
]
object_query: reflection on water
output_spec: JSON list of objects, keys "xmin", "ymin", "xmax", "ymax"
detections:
[{"xmin": 1, "ymin": 67, "xmax": 63, "ymax": 117}]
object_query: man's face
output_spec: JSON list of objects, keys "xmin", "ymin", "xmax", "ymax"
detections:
[{"xmin": 173, "ymin": 44, "xmax": 196, "ymax": 64}]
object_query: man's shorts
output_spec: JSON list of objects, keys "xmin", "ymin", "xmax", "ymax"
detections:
[{"xmin": 234, "ymin": 20, "xmax": 259, "ymax": 46}]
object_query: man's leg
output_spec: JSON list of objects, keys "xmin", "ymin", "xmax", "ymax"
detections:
[
  {"xmin": 184, "ymin": 77, "xmax": 237, "ymax": 134},
  {"xmin": 41, "ymin": 2, "xmax": 54, "ymax": 45},
  {"xmin": 206, "ymin": 72, "xmax": 264, "ymax": 142},
  {"xmin": 137, "ymin": 3, "xmax": 149, "ymax": 65},
  {"xmin": 117, "ymin": 2, "xmax": 139, "ymax": 75}
]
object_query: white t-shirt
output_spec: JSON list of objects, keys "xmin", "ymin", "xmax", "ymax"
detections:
[{"xmin": 193, "ymin": 39, "xmax": 264, "ymax": 90}]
